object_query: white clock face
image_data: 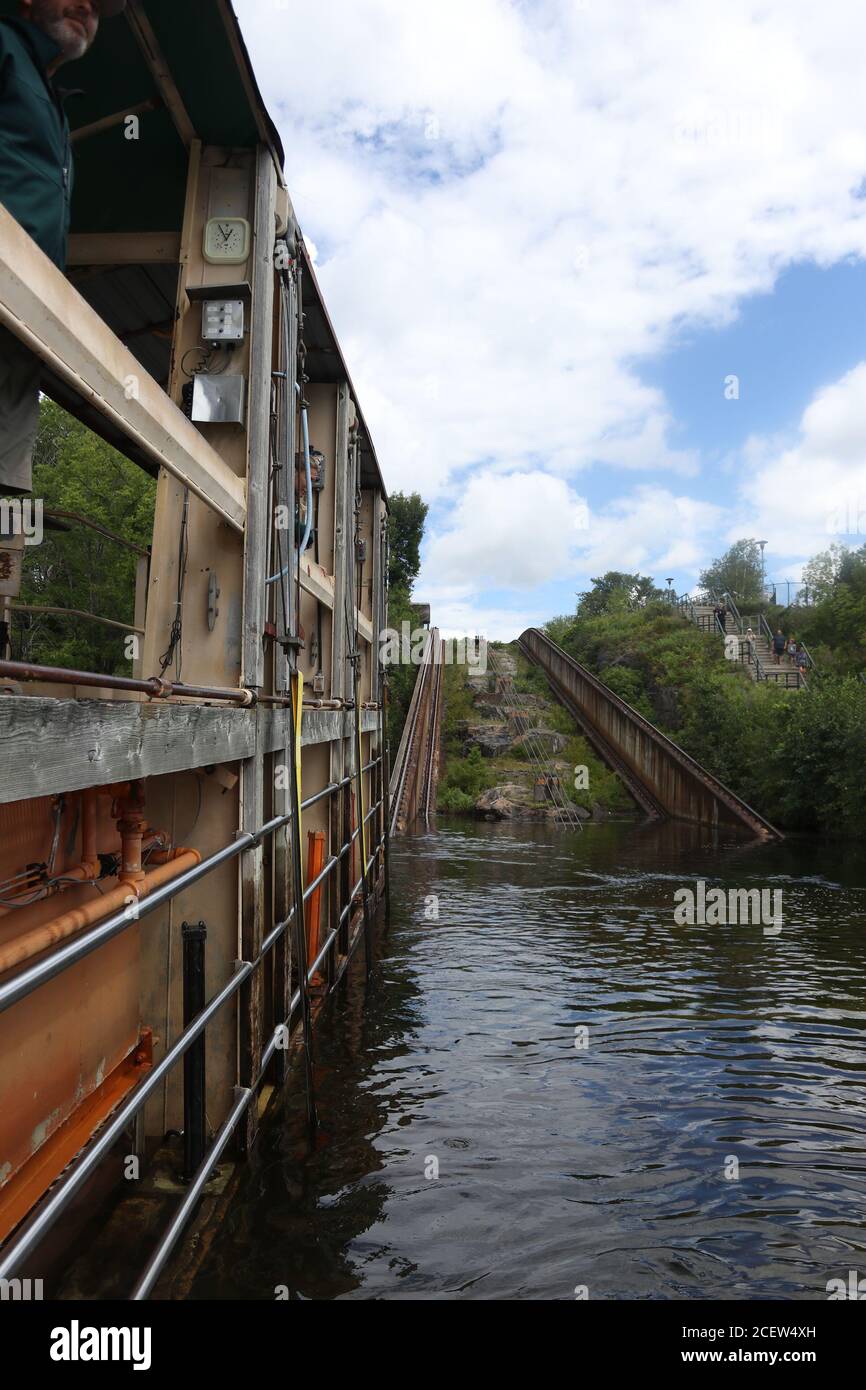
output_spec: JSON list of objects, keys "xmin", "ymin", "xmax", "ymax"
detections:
[{"xmin": 203, "ymin": 217, "xmax": 250, "ymax": 264}]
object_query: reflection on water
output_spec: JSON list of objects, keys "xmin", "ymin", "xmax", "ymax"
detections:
[{"xmin": 189, "ymin": 818, "xmax": 866, "ymax": 1301}]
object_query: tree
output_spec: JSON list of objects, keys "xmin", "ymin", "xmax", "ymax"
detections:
[
  {"xmin": 387, "ymin": 491, "xmax": 428, "ymax": 594},
  {"xmin": 577, "ymin": 571, "xmax": 663, "ymax": 618},
  {"xmin": 699, "ymin": 539, "xmax": 764, "ymax": 607},
  {"xmin": 801, "ymin": 544, "xmax": 848, "ymax": 604},
  {"xmin": 384, "ymin": 491, "xmax": 429, "ymax": 755},
  {"xmin": 789, "ymin": 542, "xmax": 866, "ymax": 675},
  {"xmin": 16, "ymin": 400, "xmax": 156, "ymax": 673}
]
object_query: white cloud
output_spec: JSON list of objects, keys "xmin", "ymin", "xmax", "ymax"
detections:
[
  {"xmin": 237, "ymin": 0, "xmax": 866, "ymax": 609},
  {"xmin": 577, "ymin": 488, "xmax": 724, "ymax": 581},
  {"xmin": 735, "ymin": 363, "xmax": 866, "ymax": 560},
  {"xmin": 419, "ymin": 470, "xmax": 589, "ymax": 591}
]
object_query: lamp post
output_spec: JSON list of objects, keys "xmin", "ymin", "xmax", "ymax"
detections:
[
  {"xmin": 666, "ymin": 577, "xmax": 674, "ymax": 605},
  {"xmin": 758, "ymin": 541, "xmax": 767, "ymax": 603}
]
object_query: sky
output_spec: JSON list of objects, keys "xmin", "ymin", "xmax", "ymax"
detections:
[{"xmin": 237, "ymin": 0, "xmax": 866, "ymax": 638}]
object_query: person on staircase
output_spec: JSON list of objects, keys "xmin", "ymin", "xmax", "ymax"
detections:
[{"xmin": 772, "ymin": 629, "xmax": 786, "ymax": 662}]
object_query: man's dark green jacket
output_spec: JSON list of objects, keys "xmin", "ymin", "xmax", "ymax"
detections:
[{"xmin": 0, "ymin": 17, "xmax": 73, "ymax": 271}]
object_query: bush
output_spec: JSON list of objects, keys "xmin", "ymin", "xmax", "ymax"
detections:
[{"xmin": 544, "ymin": 603, "xmax": 866, "ymax": 836}]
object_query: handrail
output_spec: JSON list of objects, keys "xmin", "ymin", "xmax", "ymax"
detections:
[
  {"xmin": 758, "ymin": 612, "xmax": 814, "ymax": 684},
  {"xmin": 0, "ymin": 762, "xmax": 387, "ymax": 1293}
]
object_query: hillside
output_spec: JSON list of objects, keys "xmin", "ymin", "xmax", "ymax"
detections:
[{"xmin": 436, "ymin": 645, "xmax": 635, "ymax": 821}]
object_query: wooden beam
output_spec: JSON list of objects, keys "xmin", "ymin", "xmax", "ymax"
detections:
[
  {"xmin": 0, "ymin": 206, "xmax": 245, "ymax": 532},
  {"xmin": 301, "ymin": 558, "xmax": 373, "ymax": 643},
  {"xmin": 66, "ymin": 233, "xmax": 181, "ymax": 266},
  {"xmin": 0, "ymin": 699, "xmax": 380, "ymax": 804},
  {"xmin": 0, "ymin": 699, "xmax": 256, "ymax": 802},
  {"xmin": 125, "ymin": 0, "xmax": 196, "ymax": 149},
  {"xmin": 70, "ymin": 98, "xmax": 159, "ymax": 146}
]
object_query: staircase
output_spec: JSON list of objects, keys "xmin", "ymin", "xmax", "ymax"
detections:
[{"xmin": 688, "ymin": 598, "xmax": 807, "ymax": 690}]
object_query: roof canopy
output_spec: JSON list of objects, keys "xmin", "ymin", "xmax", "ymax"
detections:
[{"xmin": 0, "ymin": 0, "xmax": 386, "ymax": 497}]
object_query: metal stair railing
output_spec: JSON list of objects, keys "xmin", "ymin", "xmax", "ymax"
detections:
[{"xmin": 487, "ymin": 648, "xmax": 584, "ymax": 830}]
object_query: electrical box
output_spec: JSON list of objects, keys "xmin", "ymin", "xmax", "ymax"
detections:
[
  {"xmin": 191, "ymin": 373, "xmax": 246, "ymax": 425},
  {"xmin": 201, "ymin": 299, "xmax": 245, "ymax": 344}
]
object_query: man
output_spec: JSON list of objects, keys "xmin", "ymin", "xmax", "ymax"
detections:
[
  {"xmin": 772, "ymin": 628, "xmax": 786, "ymax": 661},
  {"xmin": 0, "ymin": 0, "xmax": 125, "ymax": 498}
]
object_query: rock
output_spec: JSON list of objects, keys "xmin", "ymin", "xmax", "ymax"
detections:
[
  {"xmin": 475, "ymin": 782, "xmax": 575, "ymax": 823},
  {"xmin": 475, "ymin": 787, "xmax": 516, "ymax": 819},
  {"xmin": 463, "ymin": 725, "xmax": 514, "ymax": 757},
  {"xmin": 512, "ymin": 728, "xmax": 567, "ymax": 756}
]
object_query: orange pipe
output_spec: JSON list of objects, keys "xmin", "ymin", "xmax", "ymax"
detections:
[
  {"xmin": 60, "ymin": 787, "xmax": 101, "ymax": 885},
  {"xmin": 305, "ymin": 830, "xmax": 326, "ymax": 984},
  {"xmin": 0, "ymin": 850, "xmax": 201, "ymax": 975},
  {"xmin": 115, "ymin": 783, "xmax": 147, "ymax": 893}
]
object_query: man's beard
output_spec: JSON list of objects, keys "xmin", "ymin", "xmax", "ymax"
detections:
[{"xmin": 32, "ymin": 12, "xmax": 94, "ymax": 63}]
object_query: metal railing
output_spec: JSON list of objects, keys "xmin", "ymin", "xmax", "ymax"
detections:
[
  {"xmin": 389, "ymin": 629, "xmax": 437, "ymax": 835},
  {"xmin": 698, "ymin": 593, "xmax": 808, "ymax": 689},
  {"xmin": 0, "ymin": 758, "xmax": 387, "ymax": 1297},
  {"xmin": 488, "ymin": 647, "xmax": 585, "ymax": 830},
  {"xmin": 757, "ymin": 611, "xmax": 816, "ymax": 683}
]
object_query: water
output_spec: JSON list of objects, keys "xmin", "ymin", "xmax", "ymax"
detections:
[{"xmin": 189, "ymin": 818, "xmax": 866, "ymax": 1301}]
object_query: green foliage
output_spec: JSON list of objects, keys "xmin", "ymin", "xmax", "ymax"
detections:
[
  {"xmin": 16, "ymin": 400, "xmax": 155, "ymax": 673},
  {"xmin": 437, "ymin": 745, "xmax": 496, "ymax": 813},
  {"xmin": 387, "ymin": 491, "xmax": 428, "ymax": 592},
  {"xmin": 800, "ymin": 543, "xmax": 848, "ymax": 604},
  {"xmin": 698, "ymin": 538, "xmax": 764, "ymax": 608},
  {"xmin": 385, "ymin": 582, "xmax": 419, "ymax": 755},
  {"xmin": 546, "ymin": 594, "xmax": 866, "ymax": 836},
  {"xmin": 773, "ymin": 542, "xmax": 866, "ymax": 677},
  {"xmin": 383, "ymin": 491, "xmax": 430, "ymax": 756},
  {"xmin": 440, "ymin": 661, "xmax": 476, "ymax": 740},
  {"xmin": 576, "ymin": 570, "xmax": 664, "ymax": 618}
]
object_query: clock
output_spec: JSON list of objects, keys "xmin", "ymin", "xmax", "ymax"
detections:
[{"xmin": 203, "ymin": 216, "xmax": 251, "ymax": 265}]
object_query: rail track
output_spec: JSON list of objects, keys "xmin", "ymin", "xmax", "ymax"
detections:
[
  {"xmin": 389, "ymin": 629, "xmax": 443, "ymax": 836},
  {"xmin": 420, "ymin": 636, "xmax": 443, "ymax": 825}
]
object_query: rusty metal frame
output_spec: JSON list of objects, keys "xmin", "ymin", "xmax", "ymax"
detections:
[{"xmin": 0, "ymin": 771, "xmax": 386, "ymax": 1294}]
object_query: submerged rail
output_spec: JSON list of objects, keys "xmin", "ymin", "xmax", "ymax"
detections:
[{"xmin": 519, "ymin": 628, "xmax": 781, "ymax": 839}]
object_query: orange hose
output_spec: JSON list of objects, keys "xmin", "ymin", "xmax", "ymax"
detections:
[{"xmin": 0, "ymin": 850, "xmax": 201, "ymax": 975}]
